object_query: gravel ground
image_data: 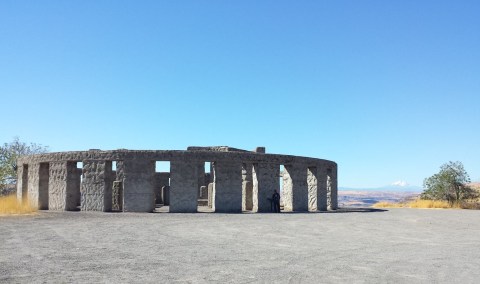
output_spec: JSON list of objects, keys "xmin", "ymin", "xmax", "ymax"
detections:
[{"xmin": 1, "ymin": 208, "xmax": 480, "ymax": 283}]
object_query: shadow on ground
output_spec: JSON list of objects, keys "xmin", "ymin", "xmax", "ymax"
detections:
[{"xmin": 152, "ymin": 206, "xmax": 388, "ymax": 214}]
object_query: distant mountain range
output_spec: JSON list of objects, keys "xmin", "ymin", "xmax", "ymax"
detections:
[
  {"xmin": 339, "ymin": 184, "xmax": 422, "ymax": 192},
  {"xmin": 338, "ymin": 183, "xmax": 480, "ymax": 208},
  {"xmin": 338, "ymin": 190, "xmax": 420, "ymax": 207}
]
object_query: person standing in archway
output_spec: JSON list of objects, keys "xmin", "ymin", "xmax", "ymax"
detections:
[{"xmin": 272, "ymin": 190, "xmax": 280, "ymax": 213}]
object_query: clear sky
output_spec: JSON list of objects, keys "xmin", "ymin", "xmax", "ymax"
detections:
[{"xmin": 1, "ymin": 0, "xmax": 479, "ymax": 188}]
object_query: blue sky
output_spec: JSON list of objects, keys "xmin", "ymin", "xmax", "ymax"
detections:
[{"xmin": 1, "ymin": 0, "xmax": 479, "ymax": 188}]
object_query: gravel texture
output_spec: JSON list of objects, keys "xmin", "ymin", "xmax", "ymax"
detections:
[{"xmin": 1, "ymin": 208, "xmax": 479, "ymax": 283}]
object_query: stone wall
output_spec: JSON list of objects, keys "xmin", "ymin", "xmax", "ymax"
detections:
[
  {"xmin": 27, "ymin": 163, "xmax": 40, "ymax": 208},
  {"xmin": 26, "ymin": 163, "xmax": 49, "ymax": 209},
  {"xmin": 16, "ymin": 164, "xmax": 28, "ymax": 202},
  {"xmin": 327, "ymin": 167, "xmax": 338, "ymax": 210},
  {"xmin": 213, "ymin": 161, "xmax": 243, "ymax": 213},
  {"xmin": 48, "ymin": 161, "xmax": 78, "ymax": 211},
  {"xmin": 16, "ymin": 148, "xmax": 337, "ymax": 213},
  {"xmin": 169, "ymin": 161, "xmax": 198, "ymax": 213},
  {"xmin": 122, "ymin": 159, "xmax": 155, "ymax": 212},
  {"xmin": 241, "ymin": 163, "xmax": 253, "ymax": 211},
  {"xmin": 283, "ymin": 164, "xmax": 308, "ymax": 212},
  {"xmin": 80, "ymin": 160, "xmax": 113, "ymax": 212}
]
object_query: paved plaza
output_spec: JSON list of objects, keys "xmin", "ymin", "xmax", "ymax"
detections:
[{"xmin": 1, "ymin": 208, "xmax": 480, "ymax": 283}]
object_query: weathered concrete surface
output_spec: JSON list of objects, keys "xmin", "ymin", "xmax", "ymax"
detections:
[
  {"xmin": 80, "ymin": 160, "xmax": 112, "ymax": 212},
  {"xmin": 162, "ymin": 186, "xmax": 170, "ymax": 206},
  {"xmin": 327, "ymin": 167, "xmax": 338, "ymax": 210},
  {"xmin": 213, "ymin": 161, "xmax": 242, "ymax": 213},
  {"xmin": 307, "ymin": 166, "xmax": 317, "ymax": 211},
  {"xmin": 199, "ymin": 186, "xmax": 208, "ymax": 199},
  {"xmin": 26, "ymin": 163, "xmax": 40, "ymax": 208},
  {"xmin": 2, "ymin": 209, "xmax": 480, "ymax": 283},
  {"xmin": 241, "ymin": 163, "xmax": 253, "ymax": 211},
  {"xmin": 16, "ymin": 148, "xmax": 337, "ymax": 213},
  {"xmin": 17, "ymin": 149, "xmax": 337, "ymax": 172},
  {"xmin": 16, "ymin": 164, "xmax": 28, "ymax": 202},
  {"xmin": 207, "ymin": 183, "xmax": 213, "ymax": 208},
  {"xmin": 282, "ymin": 164, "xmax": 308, "ymax": 212},
  {"xmin": 48, "ymin": 161, "xmax": 79, "ymax": 211},
  {"xmin": 169, "ymin": 161, "xmax": 198, "ymax": 213},
  {"xmin": 307, "ymin": 166, "xmax": 328, "ymax": 211},
  {"xmin": 252, "ymin": 163, "xmax": 279, "ymax": 212},
  {"xmin": 122, "ymin": 159, "xmax": 155, "ymax": 212},
  {"xmin": 26, "ymin": 163, "xmax": 49, "ymax": 209},
  {"xmin": 197, "ymin": 162, "xmax": 205, "ymax": 190},
  {"xmin": 316, "ymin": 166, "xmax": 328, "ymax": 211}
]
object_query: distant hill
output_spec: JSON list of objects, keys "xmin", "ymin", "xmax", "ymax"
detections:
[
  {"xmin": 338, "ymin": 183, "xmax": 421, "ymax": 207},
  {"xmin": 340, "ymin": 185, "xmax": 422, "ymax": 192},
  {"xmin": 338, "ymin": 190, "xmax": 420, "ymax": 208},
  {"xmin": 469, "ymin": 182, "xmax": 480, "ymax": 190}
]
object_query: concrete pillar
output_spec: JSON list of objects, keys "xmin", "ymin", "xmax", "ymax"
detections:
[
  {"xmin": 112, "ymin": 181, "xmax": 123, "ymax": 211},
  {"xmin": 154, "ymin": 172, "xmax": 170, "ymax": 204},
  {"xmin": 207, "ymin": 183, "xmax": 214, "ymax": 208},
  {"xmin": 27, "ymin": 163, "xmax": 39, "ymax": 207},
  {"xmin": 75, "ymin": 168, "xmax": 82, "ymax": 207},
  {"xmin": 213, "ymin": 161, "xmax": 242, "ymax": 213},
  {"xmin": 197, "ymin": 162, "xmax": 205, "ymax": 189},
  {"xmin": 307, "ymin": 166, "xmax": 328, "ymax": 211},
  {"xmin": 16, "ymin": 164, "xmax": 28, "ymax": 203},
  {"xmin": 122, "ymin": 159, "xmax": 155, "ymax": 212},
  {"xmin": 162, "ymin": 186, "xmax": 170, "ymax": 205},
  {"xmin": 199, "ymin": 186, "xmax": 208, "ymax": 199},
  {"xmin": 48, "ymin": 161, "xmax": 79, "ymax": 211},
  {"xmin": 27, "ymin": 163, "xmax": 49, "ymax": 209},
  {"xmin": 327, "ymin": 167, "xmax": 338, "ymax": 210},
  {"xmin": 169, "ymin": 160, "xmax": 199, "ymax": 213},
  {"xmin": 252, "ymin": 163, "xmax": 279, "ymax": 212},
  {"xmin": 307, "ymin": 167, "xmax": 317, "ymax": 212},
  {"xmin": 116, "ymin": 160, "xmax": 125, "ymax": 180},
  {"xmin": 242, "ymin": 163, "xmax": 253, "ymax": 211},
  {"xmin": 38, "ymin": 163, "xmax": 50, "ymax": 210},
  {"xmin": 282, "ymin": 164, "xmax": 308, "ymax": 212},
  {"xmin": 112, "ymin": 161, "xmax": 124, "ymax": 211},
  {"xmin": 80, "ymin": 160, "xmax": 113, "ymax": 212},
  {"xmin": 255, "ymin": 147, "xmax": 266, "ymax": 153}
]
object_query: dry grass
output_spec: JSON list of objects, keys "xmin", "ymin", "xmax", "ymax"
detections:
[
  {"xmin": 407, "ymin": 199, "xmax": 452, "ymax": 209},
  {"xmin": 372, "ymin": 201, "xmax": 405, "ymax": 208},
  {"xmin": 0, "ymin": 194, "xmax": 37, "ymax": 215},
  {"xmin": 373, "ymin": 199, "xmax": 480, "ymax": 209}
]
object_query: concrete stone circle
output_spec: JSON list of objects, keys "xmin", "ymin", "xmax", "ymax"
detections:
[{"xmin": 16, "ymin": 146, "xmax": 337, "ymax": 213}]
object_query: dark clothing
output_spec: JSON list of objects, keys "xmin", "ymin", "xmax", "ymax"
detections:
[{"xmin": 272, "ymin": 192, "xmax": 281, "ymax": 213}]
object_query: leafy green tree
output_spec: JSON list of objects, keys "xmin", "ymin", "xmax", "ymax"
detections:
[
  {"xmin": 0, "ymin": 137, "xmax": 49, "ymax": 195},
  {"xmin": 421, "ymin": 161, "xmax": 477, "ymax": 204}
]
